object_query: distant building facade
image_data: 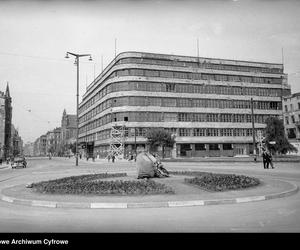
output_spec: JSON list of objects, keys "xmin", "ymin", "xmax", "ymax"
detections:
[
  {"xmin": 33, "ymin": 135, "xmax": 47, "ymax": 156},
  {"xmin": 0, "ymin": 84, "xmax": 13, "ymax": 159},
  {"xmin": 283, "ymin": 92, "xmax": 300, "ymax": 141},
  {"xmin": 60, "ymin": 109, "xmax": 76, "ymax": 155},
  {"xmin": 0, "ymin": 91, "xmax": 6, "ymax": 159},
  {"xmin": 46, "ymin": 127, "xmax": 61, "ymax": 156},
  {"xmin": 78, "ymin": 52, "xmax": 290, "ymax": 158},
  {"xmin": 11, "ymin": 124, "xmax": 23, "ymax": 157},
  {"xmin": 23, "ymin": 142, "xmax": 34, "ymax": 157}
]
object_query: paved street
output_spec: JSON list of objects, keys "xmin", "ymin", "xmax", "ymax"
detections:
[{"xmin": 0, "ymin": 157, "xmax": 300, "ymax": 232}]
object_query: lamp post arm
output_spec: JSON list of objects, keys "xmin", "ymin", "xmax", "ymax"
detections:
[{"xmin": 66, "ymin": 52, "xmax": 79, "ymax": 57}]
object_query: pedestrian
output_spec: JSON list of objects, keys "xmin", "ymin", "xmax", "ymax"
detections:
[
  {"xmin": 262, "ymin": 148, "xmax": 268, "ymax": 169},
  {"xmin": 107, "ymin": 155, "xmax": 111, "ymax": 162},
  {"xmin": 267, "ymin": 150, "xmax": 274, "ymax": 169},
  {"xmin": 112, "ymin": 155, "xmax": 115, "ymax": 163}
]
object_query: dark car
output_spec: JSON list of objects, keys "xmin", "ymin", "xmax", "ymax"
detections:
[{"xmin": 11, "ymin": 157, "xmax": 27, "ymax": 169}]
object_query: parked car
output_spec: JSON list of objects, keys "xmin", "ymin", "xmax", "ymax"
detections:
[{"xmin": 11, "ymin": 157, "xmax": 27, "ymax": 169}]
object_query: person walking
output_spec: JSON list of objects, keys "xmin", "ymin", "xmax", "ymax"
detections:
[
  {"xmin": 262, "ymin": 148, "xmax": 268, "ymax": 169},
  {"xmin": 267, "ymin": 150, "xmax": 274, "ymax": 169},
  {"xmin": 111, "ymin": 155, "xmax": 115, "ymax": 163}
]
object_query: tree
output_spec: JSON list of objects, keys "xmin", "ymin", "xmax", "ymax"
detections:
[
  {"xmin": 145, "ymin": 128, "xmax": 175, "ymax": 158},
  {"xmin": 68, "ymin": 143, "xmax": 76, "ymax": 155},
  {"xmin": 264, "ymin": 117, "xmax": 298, "ymax": 154}
]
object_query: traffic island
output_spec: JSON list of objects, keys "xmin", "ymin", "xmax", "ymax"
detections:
[{"xmin": 0, "ymin": 171, "xmax": 298, "ymax": 209}]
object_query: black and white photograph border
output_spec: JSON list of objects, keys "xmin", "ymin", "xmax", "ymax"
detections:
[{"xmin": 0, "ymin": 0, "xmax": 300, "ymax": 245}]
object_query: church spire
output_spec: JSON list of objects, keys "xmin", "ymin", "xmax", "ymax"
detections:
[{"xmin": 5, "ymin": 82, "xmax": 10, "ymax": 98}]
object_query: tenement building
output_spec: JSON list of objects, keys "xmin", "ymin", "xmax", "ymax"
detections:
[
  {"xmin": 283, "ymin": 92, "xmax": 300, "ymax": 141},
  {"xmin": 60, "ymin": 109, "xmax": 77, "ymax": 155},
  {"xmin": 78, "ymin": 51, "xmax": 290, "ymax": 158}
]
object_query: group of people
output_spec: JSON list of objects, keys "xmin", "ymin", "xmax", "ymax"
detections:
[
  {"xmin": 107, "ymin": 155, "xmax": 116, "ymax": 163},
  {"xmin": 262, "ymin": 148, "xmax": 274, "ymax": 169}
]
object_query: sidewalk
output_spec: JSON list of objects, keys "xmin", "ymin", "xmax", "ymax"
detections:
[
  {"xmin": 0, "ymin": 163, "xmax": 10, "ymax": 169},
  {"xmin": 163, "ymin": 156, "xmax": 300, "ymax": 163}
]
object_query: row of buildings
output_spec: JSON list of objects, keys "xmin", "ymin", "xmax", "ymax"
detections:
[
  {"xmin": 77, "ymin": 51, "xmax": 298, "ymax": 158},
  {"xmin": 0, "ymin": 84, "xmax": 23, "ymax": 160},
  {"xmin": 25, "ymin": 110, "xmax": 77, "ymax": 157}
]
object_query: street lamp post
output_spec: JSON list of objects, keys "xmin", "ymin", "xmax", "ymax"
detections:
[{"xmin": 65, "ymin": 52, "xmax": 92, "ymax": 166}]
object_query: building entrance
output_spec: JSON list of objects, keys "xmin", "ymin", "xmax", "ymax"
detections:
[{"xmin": 180, "ymin": 144, "xmax": 191, "ymax": 157}]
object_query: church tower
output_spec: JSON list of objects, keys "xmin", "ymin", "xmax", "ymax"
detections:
[{"xmin": 4, "ymin": 83, "xmax": 12, "ymax": 159}]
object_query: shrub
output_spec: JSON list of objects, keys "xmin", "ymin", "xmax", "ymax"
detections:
[
  {"xmin": 29, "ymin": 173, "xmax": 174, "ymax": 195},
  {"xmin": 169, "ymin": 171, "xmax": 260, "ymax": 191}
]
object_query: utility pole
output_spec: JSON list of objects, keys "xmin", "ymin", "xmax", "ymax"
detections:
[{"xmin": 65, "ymin": 52, "xmax": 92, "ymax": 166}]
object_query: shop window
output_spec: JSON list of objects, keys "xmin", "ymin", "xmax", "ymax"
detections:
[
  {"xmin": 195, "ymin": 143, "xmax": 206, "ymax": 151},
  {"xmin": 223, "ymin": 143, "xmax": 233, "ymax": 150},
  {"xmin": 209, "ymin": 144, "xmax": 220, "ymax": 150}
]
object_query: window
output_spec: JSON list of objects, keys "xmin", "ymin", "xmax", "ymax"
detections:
[
  {"xmin": 206, "ymin": 128, "xmax": 218, "ymax": 136},
  {"xmin": 209, "ymin": 144, "xmax": 220, "ymax": 150},
  {"xmin": 223, "ymin": 143, "xmax": 233, "ymax": 150},
  {"xmin": 160, "ymin": 71, "xmax": 173, "ymax": 78},
  {"xmin": 285, "ymin": 116, "xmax": 289, "ymax": 125},
  {"xmin": 291, "ymin": 115, "xmax": 295, "ymax": 123},
  {"xmin": 179, "ymin": 128, "xmax": 190, "ymax": 136},
  {"xmin": 130, "ymin": 69, "xmax": 144, "ymax": 76},
  {"xmin": 166, "ymin": 83, "xmax": 175, "ymax": 92},
  {"xmin": 193, "ymin": 128, "xmax": 206, "ymax": 136},
  {"xmin": 164, "ymin": 113, "xmax": 178, "ymax": 122},
  {"xmin": 195, "ymin": 143, "xmax": 206, "ymax": 151},
  {"xmin": 144, "ymin": 70, "xmax": 159, "ymax": 77},
  {"xmin": 177, "ymin": 99, "xmax": 191, "ymax": 107},
  {"xmin": 162, "ymin": 98, "xmax": 176, "ymax": 107},
  {"xmin": 148, "ymin": 97, "xmax": 161, "ymax": 106}
]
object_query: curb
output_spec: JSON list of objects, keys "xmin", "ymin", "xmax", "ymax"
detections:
[{"xmin": 0, "ymin": 182, "xmax": 298, "ymax": 209}]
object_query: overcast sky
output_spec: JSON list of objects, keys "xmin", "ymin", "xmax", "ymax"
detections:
[{"xmin": 0, "ymin": 0, "xmax": 300, "ymax": 143}]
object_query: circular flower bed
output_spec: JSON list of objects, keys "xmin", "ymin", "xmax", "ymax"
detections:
[
  {"xmin": 169, "ymin": 171, "xmax": 260, "ymax": 192},
  {"xmin": 28, "ymin": 173, "xmax": 174, "ymax": 195}
]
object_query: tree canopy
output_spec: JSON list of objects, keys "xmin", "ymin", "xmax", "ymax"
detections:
[
  {"xmin": 145, "ymin": 128, "xmax": 175, "ymax": 158},
  {"xmin": 264, "ymin": 116, "xmax": 298, "ymax": 154}
]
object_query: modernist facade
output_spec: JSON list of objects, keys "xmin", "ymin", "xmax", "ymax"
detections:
[
  {"xmin": 78, "ymin": 51, "xmax": 290, "ymax": 158},
  {"xmin": 283, "ymin": 92, "xmax": 300, "ymax": 141}
]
